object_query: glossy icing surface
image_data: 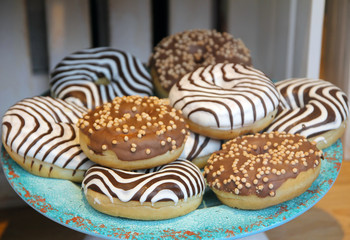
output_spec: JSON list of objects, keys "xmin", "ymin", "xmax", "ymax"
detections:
[
  {"xmin": 266, "ymin": 78, "xmax": 349, "ymax": 139},
  {"xmin": 180, "ymin": 130, "xmax": 221, "ymax": 161},
  {"xmin": 204, "ymin": 132, "xmax": 322, "ymax": 198},
  {"xmin": 82, "ymin": 159, "xmax": 206, "ymax": 204},
  {"xmin": 169, "ymin": 63, "xmax": 280, "ymax": 130},
  {"xmin": 77, "ymin": 96, "xmax": 189, "ymax": 161},
  {"xmin": 1, "ymin": 96, "xmax": 94, "ymax": 172},
  {"xmin": 50, "ymin": 47, "xmax": 153, "ymax": 109}
]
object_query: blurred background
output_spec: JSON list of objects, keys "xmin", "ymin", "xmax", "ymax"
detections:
[{"xmin": 0, "ymin": 0, "xmax": 349, "ymax": 236}]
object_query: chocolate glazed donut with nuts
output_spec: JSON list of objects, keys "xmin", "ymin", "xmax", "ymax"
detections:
[
  {"xmin": 149, "ymin": 29, "xmax": 252, "ymax": 98},
  {"xmin": 77, "ymin": 95, "xmax": 190, "ymax": 170},
  {"xmin": 204, "ymin": 132, "xmax": 322, "ymax": 210}
]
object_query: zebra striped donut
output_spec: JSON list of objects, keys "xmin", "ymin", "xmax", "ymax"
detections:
[
  {"xmin": 266, "ymin": 78, "xmax": 349, "ymax": 149},
  {"xmin": 169, "ymin": 63, "xmax": 280, "ymax": 139},
  {"xmin": 1, "ymin": 96, "xmax": 95, "ymax": 182},
  {"xmin": 180, "ymin": 130, "xmax": 222, "ymax": 168},
  {"xmin": 82, "ymin": 159, "xmax": 206, "ymax": 220},
  {"xmin": 50, "ymin": 47, "xmax": 153, "ymax": 109}
]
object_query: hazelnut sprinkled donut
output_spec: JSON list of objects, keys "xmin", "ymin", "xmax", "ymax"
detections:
[
  {"xmin": 77, "ymin": 95, "xmax": 189, "ymax": 170},
  {"xmin": 82, "ymin": 159, "xmax": 205, "ymax": 220},
  {"xmin": 204, "ymin": 132, "xmax": 322, "ymax": 209},
  {"xmin": 266, "ymin": 78, "xmax": 349, "ymax": 149},
  {"xmin": 149, "ymin": 29, "xmax": 252, "ymax": 98},
  {"xmin": 1, "ymin": 96, "xmax": 94, "ymax": 182},
  {"xmin": 169, "ymin": 63, "xmax": 280, "ymax": 139},
  {"xmin": 50, "ymin": 47, "xmax": 153, "ymax": 109}
]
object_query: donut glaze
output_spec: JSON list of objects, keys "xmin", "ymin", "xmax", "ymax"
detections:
[
  {"xmin": 180, "ymin": 130, "xmax": 221, "ymax": 166},
  {"xmin": 169, "ymin": 63, "xmax": 280, "ymax": 132},
  {"xmin": 77, "ymin": 96, "xmax": 189, "ymax": 169},
  {"xmin": 1, "ymin": 96, "xmax": 94, "ymax": 177},
  {"xmin": 82, "ymin": 159, "xmax": 205, "ymax": 205},
  {"xmin": 149, "ymin": 29, "xmax": 252, "ymax": 95},
  {"xmin": 50, "ymin": 47, "xmax": 153, "ymax": 109},
  {"xmin": 266, "ymin": 78, "xmax": 349, "ymax": 146},
  {"xmin": 204, "ymin": 132, "xmax": 322, "ymax": 208}
]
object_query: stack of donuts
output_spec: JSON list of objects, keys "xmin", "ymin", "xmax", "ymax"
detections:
[{"xmin": 2, "ymin": 29, "xmax": 349, "ymax": 220}]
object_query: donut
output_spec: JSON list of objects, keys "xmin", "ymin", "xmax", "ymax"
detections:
[
  {"xmin": 77, "ymin": 95, "xmax": 189, "ymax": 170},
  {"xmin": 50, "ymin": 47, "xmax": 153, "ymax": 109},
  {"xmin": 180, "ymin": 131, "xmax": 222, "ymax": 168},
  {"xmin": 1, "ymin": 96, "xmax": 94, "ymax": 182},
  {"xmin": 204, "ymin": 132, "xmax": 322, "ymax": 210},
  {"xmin": 169, "ymin": 63, "xmax": 280, "ymax": 140},
  {"xmin": 82, "ymin": 158, "xmax": 205, "ymax": 220},
  {"xmin": 148, "ymin": 98, "xmax": 222, "ymax": 168},
  {"xmin": 149, "ymin": 29, "xmax": 252, "ymax": 98},
  {"xmin": 266, "ymin": 78, "xmax": 349, "ymax": 149}
]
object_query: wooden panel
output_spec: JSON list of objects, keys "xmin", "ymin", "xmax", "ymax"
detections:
[
  {"xmin": 169, "ymin": 0, "xmax": 213, "ymax": 35},
  {"xmin": 227, "ymin": 0, "xmax": 291, "ymax": 80},
  {"xmin": 0, "ymin": 0, "xmax": 48, "ymax": 208},
  {"xmin": 45, "ymin": 0, "xmax": 91, "ymax": 71},
  {"xmin": 108, "ymin": 0, "xmax": 152, "ymax": 63},
  {"xmin": 227, "ymin": 0, "xmax": 325, "ymax": 81},
  {"xmin": 321, "ymin": 0, "xmax": 350, "ymax": 160}
]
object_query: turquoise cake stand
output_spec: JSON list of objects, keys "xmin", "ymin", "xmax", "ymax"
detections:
[{"xmin": 0, "ymin": 140, "xmax": 343, "ymax": 239}]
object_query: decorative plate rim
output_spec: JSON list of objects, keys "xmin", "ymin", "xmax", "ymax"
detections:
[{"xmin": 0, "ymin": 140, "xmax": 343, "ymax": 239}]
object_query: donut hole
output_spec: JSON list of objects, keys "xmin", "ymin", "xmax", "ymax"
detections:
[
  {"xmin": 95, "ymin": 76, "xmax": 110, "ymax": 86},
  {"xmin": 189, "ymin": 45, "xmax": 206, "ymax": 64}
]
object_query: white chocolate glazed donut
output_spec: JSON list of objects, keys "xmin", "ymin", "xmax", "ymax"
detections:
[
  {"xmin": 169, "ymin": 63, "xmax": 280, "ymax": 139},
  {"xmin": 82, "ymin": 159, "xmax": 206, "ymax": 220},
  {"xmin": 1, "ymin": 96, "xmax": 95, "ymax": 182},
  {"xmin": 180, "ymin": 130, "xmax": 222, "ymax": 168},
  {"xmin": 266, "ymin": 78, "xmax": 349, "ymax": 149},
  {"xmin": 50, "ymin": 47, "xmax": 153, "ymax": 109}
]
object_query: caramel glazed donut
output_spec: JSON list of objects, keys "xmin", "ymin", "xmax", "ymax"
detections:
[
  {"xmin": 82, "ymin": 159, "xmax": 206, "ymax": 220},
  {"xmin": 1, "ymin": 96, "xmax": 94, "ymax": 182},
  {"xmin": 204, "ymin": 132, "xmax": 322, "ymax": 210},
  {"xmin": 169, "ymin": 63, "xmax": 280, "ymax": 140},
  {"xmin": 266, "ymin": 78, "xmax": 349, "ymax": 149},
  {"xmin": 50, "ymin": 47, "xmax": 153, "ymax": 110},
  {"xmin": 77, "ymin": 95, "xmax": 189, "ymax": 170},
  {"xmin": 148, "ymin": 29, "xmax": 252, "ymax": 98}
]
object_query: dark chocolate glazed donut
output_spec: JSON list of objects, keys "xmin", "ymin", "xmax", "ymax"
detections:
[
  {"xmin": 149, "ymin": 29, "xmax": 252, "ymax": 96},
  {"xmin": 77, "ymin": 95, "xmax": 189, "ymax": 161},
  {"xmin": 204, "ymin": 132, "xmax": 322, "ymax": 198}
]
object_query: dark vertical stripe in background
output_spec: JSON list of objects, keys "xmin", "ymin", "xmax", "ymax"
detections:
[
  {"xmin": 90, "ymin": 0, "xmax": 110, "ymax": 47},
  {"xmin": 213, "ymin": 0, "xmax": 228, "ymax": 32},
  {"xmin": 151, "ymin": 0, "xmax": 169, "ymax": 47},
  {"xmin": 26, "ymin": 0, "xmax": 49, "ymax": 74}
]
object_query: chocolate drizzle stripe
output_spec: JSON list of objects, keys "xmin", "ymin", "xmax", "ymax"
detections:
[
  {"xmin": 2, "ymin": 96, "xmax": 94, "ymax": 173},
  {"xmin": 50, "ymin": 47, "xmax": 153, "ymax": 109},
  {"xmin": 82, "ymin": 159, "xmax": 205, "ymax": 204},
  {"xmin": 169, "ymin": 63, "xmax": 279, "ymax": 130},
  {"xmin": 267, "ymin": 78, "xmax": 349, "ymax": 139},
  {"xmin": 191, "ymin": 136, "xmax": 211, "ymax": 160},
  {"xmin": 187, "ymin": 133, "xmax": 200, "ymax": 160}
]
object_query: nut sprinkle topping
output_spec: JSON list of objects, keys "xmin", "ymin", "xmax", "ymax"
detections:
[
  {"xmin": 149, "ymin": 29, "xmax": 252, "ymax": 91},
  {"xmin": 77, "ymin": 95, "xmax": 189, "ymax": 161},
  {"xmin": 204, "ymin": 132, "xmax": 322, "ymax": 198}
]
